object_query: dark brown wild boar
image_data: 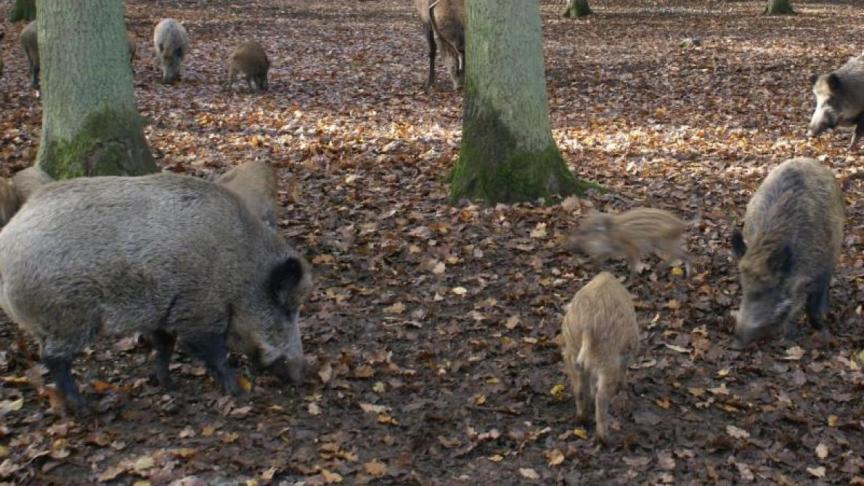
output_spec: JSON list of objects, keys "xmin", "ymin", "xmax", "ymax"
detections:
[
  {"xmin": 226, "ymin": 41, "xmax": 270, "ymax": 92},
  {"xmin": 569, "ymin": 207, "xmax": 691, "ymax": 277},
  {"xmin": 559, "ymin": 272, "xmax": 639, "ymax": 444},
  {"xmin": 415, "ymin": 0, "xmax": 464, "ymax": 92},
  {"xmin": 731, "ymin": 157, "xmax": 844, "ymax": 346}
]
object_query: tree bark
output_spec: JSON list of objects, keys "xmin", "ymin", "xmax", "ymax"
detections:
[
  {"xmin": 450, "ymin": 0, "xmax": 585, "ymax": 204},
  {"xmin": 764, "ymin": 0, "xmax": 794, "ymax": 15},
  {"xmin": 35, "ymin": 0, "xmax": 156, "ymax": 178},
  {"xmin": 563, "ymin": 0, "xmax": 592, "ymax": 18},
  {"xmin": 8, "ymin": 0, "xmax": 36, "ymax": 22}
]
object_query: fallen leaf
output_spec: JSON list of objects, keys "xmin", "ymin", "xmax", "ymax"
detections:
[
  {"xmin": 550, "ymin": 383, "xmax": 566, "ymax": 401},
  {"xmin": 320, "ymin": 469, "xmax": 343, "ymax": 483},
  {"xmin": 383, "ymin": 302, "xmax": 405, "ymax": 314},
  {"xmin": 726, "ymin": 425, "xmax": 750, "ymax": 440},
  {"xmin": 363, "ymin": 460, "xmax": 387, "ymax": 477},
  {"xmin": 308, "ymin": 402, "xmax": 322, "ymax": 416},
  {"xmin": 519, "ymin": 468, "xmax": 540, "ymax": 480},
  {"xmin": 807, "ymin": 466, "xmax": 826, "ymax": 478},
  {"xmin": 451, "ymin": 287, "xmax": 467, "ymax": 296},
  {"xmin": 815, "ymin": 443, "xmax": 828, "ymax": 459},
  {"xmin": 573, "ymin": 427, "xmax": 589, "ymax": 440},
  {"xmin": 546, "ymin": 448, "xmax": 565, "ymax": 466},
  {"xmin": 505, "ymin": 315, "xmax": 520, "ymax": 330}
]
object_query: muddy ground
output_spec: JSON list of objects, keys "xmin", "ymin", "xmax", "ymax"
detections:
[{"xmin": 1, "ymin": 0, "xmax": 863, "ymax": 483}]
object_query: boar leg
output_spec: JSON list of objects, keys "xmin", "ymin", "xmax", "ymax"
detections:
[
  {"xmin": 151, "ymin": 330, "xmax": 176, "ymax": 389},
  {"xmin": 566, "ymin": 361, "xmax": 591, "ymax": 422},
  {"xmin": 805, "ymin": 273, "xmax": 831, "ymax": 335},
  {"xmin": 594, "ymin": 372, "xmax": 618, "ymax": 445},
  {"xmin": 183, "ymin": 332, "xmax": 243, "ymax": 396},
  {"xmin": 43, "ymin": 355, "xmax": 89, "ymax": 415},
  {"xmin": 423, "ymin": 24, "xmax": 437, "ymax": 92},
  {"xmin": 850, "ymin": 117, "xmax": 864, "ymax": 150}
]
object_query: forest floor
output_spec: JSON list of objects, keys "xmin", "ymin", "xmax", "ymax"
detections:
[{"xmin": 1, "ymin": 0, "xmax": 864, "ymax": 484}]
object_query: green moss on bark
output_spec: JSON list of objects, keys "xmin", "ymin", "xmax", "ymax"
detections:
[
  {"xmin": 563, "ymin": 0, "xmax": 592, "ymax": 18},
  {"xmin": 9, "ymin": 0, "xmax": 36, "ymax": 22},
  {"xmin": 38, "ymin": 108, "xmax": 157, "ymax": 179},
  {"xmin": 764, "ymin": 0, "xmax": 794, "ymax": 15},
  {"xmin": 450, "ymin": 106, "xmax": 595, "ymax": 204}
]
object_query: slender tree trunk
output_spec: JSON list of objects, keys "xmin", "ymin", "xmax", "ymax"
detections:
[
  {"xmin": 35, "ymin": 0, "xmax": 156, "ymax": 178},
  {"xmin": 563, "ymin": 0, "xmax": 592, "ymax": 18},
  {"xmin": 451, "ymin": 0, "xmax": 584, "ymax": 204},
  {"xmin": 8, "ymin": 0, "xmax": 36, "ymax": 22},
  {"xmin": 764, "ymin": 0, "xmax": 794, "ymax": 15}
]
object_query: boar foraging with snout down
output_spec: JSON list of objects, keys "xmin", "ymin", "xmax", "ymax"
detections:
[
  {"xmin": 808, "ymin": 53, "xmax": 864, "ymax": 149},
  {"xmin": 731, "ymin": 158, "xmax": 844, "ymax": 347},
  {"xmin": 559, "ymin": 272, "xmax": 639, "ymax": 444},
  {"xmin": 0, "ymin": 163, "xmax": 311, "ymax": 415},
  {"xmin": 153, "ymin": 18, "xmax": 188, "ymax": 83},
  {"xmin": 569, "ymin": 207, "xmax": 691, "ymax": 277},
  {"xmin": 415, "ymin": 0, "xmax": 464, "ymax": 92},
  {"xmin": 226, "ymin": 41, "xmax": 270, "ymax": 92}
]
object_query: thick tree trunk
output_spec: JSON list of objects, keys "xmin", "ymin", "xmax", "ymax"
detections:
[
  {"xmin": 8, "ymin": 0, "xmax": 36, "ymax": 22},
  {"xmin": 35, "ymin": 0, "xmax": 156, "ymax": 178},
  {"xmin": 563, "ymin": 0, "xmax": 592, "ymax": 18},
  {"xmin": 764, "ymin": 0, "xmax": 794, "ymax": 15},
  {"xmin": 451, "ymin": 0, "xmax": 584, "ymax": 204}
]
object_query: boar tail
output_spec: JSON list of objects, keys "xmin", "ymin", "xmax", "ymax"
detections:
[{"xmin": 575, "ymin": 332, "xmax": 591, "ymax": 367}]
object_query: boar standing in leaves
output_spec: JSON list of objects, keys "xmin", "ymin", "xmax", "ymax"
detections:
[
  {"xmin": 808, "ymin": 53, "xmax": 864, "ymax": 149},
  {"xmin": 559, "ymin": 272, "xmax": 639, "ymax": 444},
  {"xmin": 569, "ymin": 207, "xmax": 691, "ymax": 277},
  {"xmin": 731, "ymin": 158, "xmax": 844, "ymax": 347},
  {"xmin": 216, "ymin": 160, "xmax": 279, "ymax": 229},
  {"xmin": 20, "ymin": 21, "xmax": 38, "ymax": 89},
  {"xmin": 0, "ymin": 166, "xmax": 54, "ymax": 225},
  {"xmin": 0, "ymin": 163, "xmax": 311, "ymax": 415},
  {"xmin": 226, "ymin": 41, "xmax": 270, "ymax": 92},
  {"xmin": 415, "ymin": 0, "xmax": 464, "ymax": 92},
  {"xmin": 153, "ymin": 18, "xmax": 188, "ymax": 83}
]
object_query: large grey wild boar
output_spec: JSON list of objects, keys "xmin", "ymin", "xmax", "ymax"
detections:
[
  {"xmin": 731, "ymin": 158, "xmax": 844, "ymax": 346},
  {"xmin": 153, "ymin": 18, "xmax": 188, "ymax": 83},
  {"xmin": 19, "ymin": 21, "xmax": 38, "ymax": 89},
  {"xmin": 559, "ymin": 271, "xmax": 639, "ymax": 444},
  {"xmin": 226, "ymin": 41, "xmax": 270, "ymax": 92},
  {"xmin": 216, "ymin": 160, "xmax": 279, "ymax": 229},
  {"xmin": 415, "ymin": 0, "xmax": 464, "ymax": 91},
  {"xmin": 808, "ymin": 53, "xmax": 864, "ymax": 149},
  {"xmin": 0, "ymin": 164, "xmax": 311, "ymax": 415}
]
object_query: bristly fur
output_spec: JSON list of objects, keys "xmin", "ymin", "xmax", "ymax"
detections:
[{"xmin": 559, "ymin": 272, "xmax": 639, "ymax": 444}]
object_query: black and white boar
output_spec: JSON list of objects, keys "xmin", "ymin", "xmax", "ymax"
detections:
[
  {"xmin": 808, "ymin": 53, "xmax": 864, "ymax": 149},
  {"xmin": 153, "ymin": 18, "xmax": 188, "ymax": 83},
  {"xmin": 226, "ymin": 41, "xmax": 270, "ymax": 92},
  {"xmin": 0, "ymin": 163, "xmax": 311, "ymax": 415},
  {"xmin": 731, "ymin": 158, "xmax": 844, "ymax": 346},
  {"xmin": 414, "ymin": 0, "xmax": 464, "ymax": 91},
  {"xmin": 559, "ymin": 272, "xmax": 639, "ymax": 444}
]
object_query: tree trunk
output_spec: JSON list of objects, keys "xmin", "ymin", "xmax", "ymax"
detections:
[
  {"xmin": 8, "ymin": 0, "xmax": 36, "ymax": 22},
  {"xmin": 563, "ymin": 0, "xmax": 592, "ymax": 18},
  {"xmin": 35, "ymin": 0, "xmax": 156, "ymax": 179},
  {"xmin": 764, "ymin": 0, "xmax": 794, "ymax": 15},
  {"xmin": 451, "ymin": 0, "xmax": 585, "ymax": 204}
]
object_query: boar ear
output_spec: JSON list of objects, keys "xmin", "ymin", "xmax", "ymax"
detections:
[
  {"xmin": 731, "ymin": 229, "xmax": 747, "ymax": 258},
  {"xmin": 827, "ymin": 73, "xmax": 842, "ymax": 92},
  {"xmin": 768, "ymin": 245, "xmax": 794, "ymax": 275},
  {"xmin": 809, "ymin": 74, "xmax": 818, "ymax": 86},
  {"xmin": 268, "ymin": 257, "xmax": 305, "ymax": 298}
]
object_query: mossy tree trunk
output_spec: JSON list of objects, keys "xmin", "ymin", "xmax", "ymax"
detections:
[
  {"xmin": 764, "ymin": 0, "xmax": 794, "ymax": 15},
  {"xmin": 8, "ymin": 0, "xmax": 36, "ymax": 22},
  {"xmin": 35, "ymin": 0, "xmax": 156, "ymax": 179},
  {"xmin": 563, "ymin": 0, "xmax": 592, "ymax": 18},
  {"xmin": 451, "ymin": 0, "xmax": 583, "ymax": 204}
]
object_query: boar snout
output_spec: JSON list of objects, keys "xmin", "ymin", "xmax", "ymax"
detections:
[{"xmin": 267, "ymin": 357, "xmax": 305, "ymax": 385}]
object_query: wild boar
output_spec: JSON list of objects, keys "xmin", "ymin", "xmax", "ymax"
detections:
[
  {"xmin": 0, "ymin": 166, "xmax": 54, "ymax": 226},
  {"xmin": 127, "ymin": 31, "xmax": 137, "ymax": 66},
  {"xmin": 20, "ymin": 21, "xmax": 38, "ymax": 89},
  {"xmin": 415, "ymin": 0, "xmax": 464, "ymax": 91},
  {"xmin": 569, "ymin": 207, "xmax": 691, "ymax": 277},
  {"xmin": 226, "ymin": 41, "xmax": 270, "ymax": 92},
  {"xmin": 153, "ymin": 18, "xmax": 188, "ymax": 83},
  {"xmin": 0, "ymin": 32, "xmax": 4, "ymax": 79},
  {"xmin": 808, "ymin": 53, "xmax": 864, "ymax": 149},
  {"xmin": 559, "ymin": 271, "xmax": 639, "ymax": 444},
  {"xmin": 0, "ymin": 166, "xmax": 311, "ymax": 415},
  {"xmin": 731, "ymin": 158, "xmax": 844, "ymax": 346},
  {"xmin": 216, "ymin": 160, "xmax": 279, "ymax": 229}
]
